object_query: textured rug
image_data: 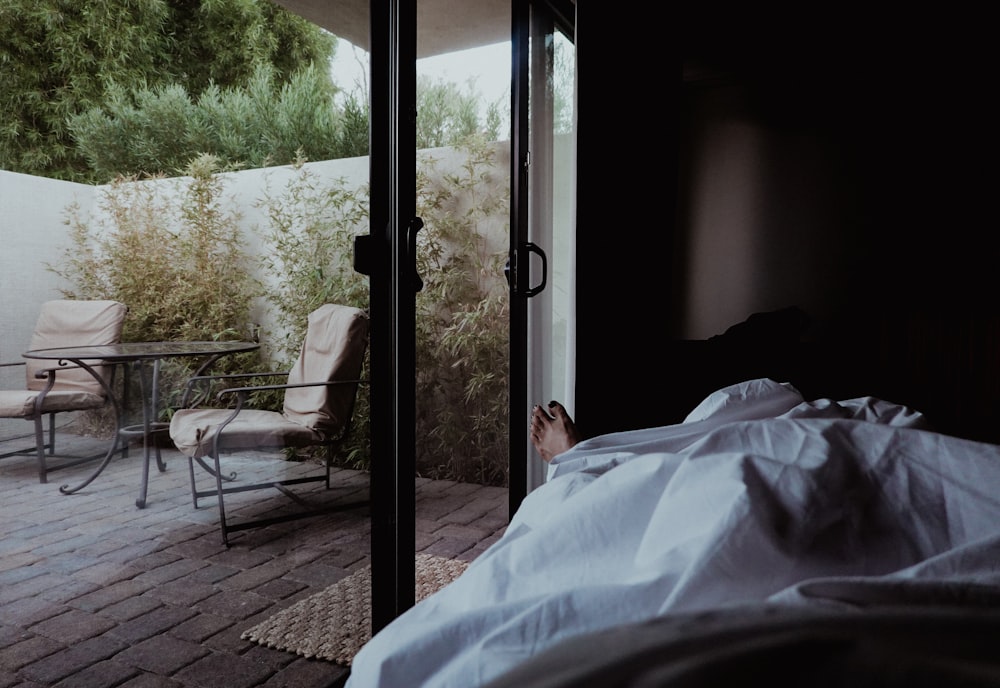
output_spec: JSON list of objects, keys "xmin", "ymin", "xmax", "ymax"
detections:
[{"xmin": 242, "ymin": 554, "xmax": 470, "ymax": 665}]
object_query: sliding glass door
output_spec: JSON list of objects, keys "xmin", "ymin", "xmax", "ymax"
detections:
[{"xmin": 510, "ymin": 0, "xmax": 576, "ymax": 513}]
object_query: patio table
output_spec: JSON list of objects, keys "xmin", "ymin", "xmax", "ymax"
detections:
[{"xmin": 23, "ymin": 341, "xmax": 259, "ymax": 508}]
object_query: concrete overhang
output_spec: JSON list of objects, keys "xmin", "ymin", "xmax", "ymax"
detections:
[{"xmin": 274, "ymin": 0, "xmax": 511, "ymax": 58}]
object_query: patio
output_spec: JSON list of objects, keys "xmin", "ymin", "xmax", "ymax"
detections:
[{"xmin": 0, "ymin": 432, "xmax": 507, "ymax": 687}]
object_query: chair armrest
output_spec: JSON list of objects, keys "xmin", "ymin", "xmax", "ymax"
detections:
[
  {"xmin": 177, "ymin": 370, "xmax": 290, "ymax": 410},
  {"xmin": 215, "ymin": 378, "xmax": 367, "ymax": 402}
]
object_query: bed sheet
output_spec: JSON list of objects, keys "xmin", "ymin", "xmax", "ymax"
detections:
[{"xmin": 346, "ymin": 379, "xmax": 1000, "ymax": 688}]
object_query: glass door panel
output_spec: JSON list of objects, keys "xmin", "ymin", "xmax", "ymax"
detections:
[{"xmin": 518, "ymin": 1, "xmax": 576, "ymax": 498}]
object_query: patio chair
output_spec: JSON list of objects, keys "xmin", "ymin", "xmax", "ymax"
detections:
[
  {"xmin": 169, "ymin": 303, "xmax": 370, "ymax": 546},
  {"xmin": 0, "ymin": 299, "xmax": 128, "ymax": 482}
]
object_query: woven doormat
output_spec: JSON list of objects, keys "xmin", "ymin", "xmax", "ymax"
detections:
[{"xmin": 242, "ymin": 554, "xmax": 469, "ymax": 665}]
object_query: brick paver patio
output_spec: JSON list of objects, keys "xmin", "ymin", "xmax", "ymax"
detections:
[{"xmin": 0, "ymin": 433, "xmax": 507, "ymax": 687}]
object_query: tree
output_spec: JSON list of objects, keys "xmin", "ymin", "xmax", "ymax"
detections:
[
  {"xmin": 69, "ymin": 63, "xmax": 362, "ymax": 180},
  {"xmin": 0, "ymin": 0, "xmax": 334, "ymax": 183},
  {"xmin": 415, "ymin": 75, "xmax": 504, "ymax": 149}
]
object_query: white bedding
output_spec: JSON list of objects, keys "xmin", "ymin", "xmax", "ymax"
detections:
[{"xmin": 347, "ymin": 379, "xmax": 1000, "ymax": 687}]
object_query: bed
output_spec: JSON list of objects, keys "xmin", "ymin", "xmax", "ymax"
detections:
[{"xmin": 346, "ymin": 378, "xmax": 1000, "ymax": 687}]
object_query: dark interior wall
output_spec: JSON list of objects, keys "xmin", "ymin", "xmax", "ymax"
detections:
[
  {"xmin": 571, "ymin": 5, "xmax": 681, "ymax": 438},
  {"xmin": 573, "ymin": 10, "xmax": 998, "ymax": 441}
]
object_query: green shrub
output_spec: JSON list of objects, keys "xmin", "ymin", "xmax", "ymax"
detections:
[
  {"xmin": 254, "ymin": 155, "xmax": 371, "ymax": 467},
  {"xmin": 54, "ymin": 139, "xmax": 510, "ymax": 485},
  {"xmin": 51, "ymin": 154, "xmax": 265, "ymax": 423}
]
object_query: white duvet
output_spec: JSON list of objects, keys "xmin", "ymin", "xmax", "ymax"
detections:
[{"xmin": 347, "ymin": 379, "xmax": 1000, "ymax": 687}]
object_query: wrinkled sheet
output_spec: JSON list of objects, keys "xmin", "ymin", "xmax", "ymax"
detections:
[{"xmin": 347, "ymin": 379, "xmax": 1000, "ymax": 688}]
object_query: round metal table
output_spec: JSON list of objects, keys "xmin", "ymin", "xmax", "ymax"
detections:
[{"xmin": 23, "ymin": 341, "xmax": 259, "ymax": 508}]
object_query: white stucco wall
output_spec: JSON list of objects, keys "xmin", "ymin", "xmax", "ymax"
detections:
[{"xmin": 1, "ymin": 145, "xmax": 509, "ymax": 440}]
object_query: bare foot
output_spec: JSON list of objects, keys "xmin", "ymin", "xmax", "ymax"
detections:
[{"xmin": 530, "ymin": 401, "xmax": 581, "ymax": 462}]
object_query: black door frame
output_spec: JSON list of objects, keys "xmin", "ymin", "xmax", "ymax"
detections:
[
  {"xmin": 368, "ymin": 0, "xmax": 418, "ymax": 634},
  {"xmin": 508, "ymin": 0, "xmax": 576, "ymax": 519}
]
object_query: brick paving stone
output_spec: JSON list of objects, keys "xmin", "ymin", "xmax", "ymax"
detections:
[
  {"xmin": 194, "ymin": 590, "xmax": 272, "ymax": 621},
  {"xmin": 97, "ymin": 594, "xmax": 164, "ymax": 622},
  {"xmin": 168, "ymin": 614, "xmax": 234, "ymax": 644},
  {"xmin": 280, "ymin": 559, "xmax": 354, "ymax": 588},
  {"xmin": 160, "ymin": 538, "xmax": 227, "ymax": 561},
  {"xmin": 99, "ymin": 542, "xmax": 168, "ymax": 566},
  {"xmin": 36, "ymin": 577, "xmax": 103, "ymax": 604},
  {"xmin": 70, "ymin": 579, "xmax": 156, "ymax": 612},
  {"xmin": 29, "ymin": 608, "xmax": 117, "ymax": 644},
  {"xmin": 0, "ymin": 573, "xmax": 72, "ymax": 605},
  {"xmin": 181, "ymin": 562, "xmax": 241, "ymax": 585},
  {"xmin": 0, "ymin": 597, "xmax": 67, "ymax": 629},
  {"xmin": 217, "ymin": 562, "xmax": 288, "ymax": 592},
  {"xmin": 0, "ymin": 635, "xmax": 61, "ymax": 672},
  {"xmin": 31, "ymin": 553, "xmax": 98, "ymax": 579},
  {"xmin": 74, "ymin": 536, "xmax": 141, "ymax": 559},
  {"xmin": 144, "ymin": 578, "xmax": 218, "ymax": 607},
  {"xmin": 264, "ymin": 658, "xmax": 349, "ymax": 688},
  {"xmin": 172, "ymin": 651, "xmax": 276, "ymax": 688},
  {"xmin": 0, "ymin": 552, "xmax": 40, "ymax": 574},
  {"xmin": 133, "ymin": 558, "xmax": 208, "ymax": 586},
  {"xmin": 115, "ymin": 634, "xmax": 211, "ymax": 674},
  {"xmin": 17, "ymin": 635, "xmax": 128, "ymax": 685},
  {"xmin": 0, "ymin": 624, "xmax": 29, "ymax": 650},
  {"xmin": 118, "ymin": 671, "xmax": 186, "ymax": 688},
  {"xmin": 201, "ymin": 623, "xmax": 252, "ymax": 653},
  {"xmin": 416, "ymin": 530, "xmax": 444, "ymax": 550},
  {"xmin": 50, "ymin": 658, "xmax": 140, "ymax": 688},
  {"xmin": 0, "ymin": 562, "xmax": 44, "ymax": 586},
  {"xmin": 420, "ymin": 536, "xmax": 477, "ymax": 559},
  {"xmin": 249, "ymin": 577, "xmax": 309, "ymax": 602},
  {"xmin": 128, "ymin": 550, "xmax": 184, "ymax": 574},
  {"xmin": 0, "ymin": 435, "xmax": 503, "ymax": 687},
  {"xmin": 108, "ymin": 605, "xmax": 198, "ymax": 644},
  {"xmin": 206, "ymin": 548, "xmax": 275, "ymax": 571},
  {"xmin": 75, "ymin": 561, "xmax": 146, "ymax": 588},
  {"xmin": 239, "ymin": 644, "xmax": 298, "ymax": 672},
  {"xmin": 433, "ymin": 522, "xmax": 497, "ymax": 542},
  {"xmin": 28, "ymin": 533, "xmax": 101, "ymax": 559}
]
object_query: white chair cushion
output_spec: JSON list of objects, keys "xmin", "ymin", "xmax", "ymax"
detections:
[
  {"xmin": 169, "ymin": 408, "xmax": 324, "ymax": 459},
  {"xmin": 0, "ymin": 389, "xmax": 106, "ymax": 418}
]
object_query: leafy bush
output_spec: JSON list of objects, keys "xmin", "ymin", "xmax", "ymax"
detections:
[
  {"xmin": 413, "ymin": 135, "xmax": 509, "ymax": 485},
  {"xmin": 53, "ymin": 139, "xmax": 510, "ymax": 485},
  {"xmin": 254, "ymin": 155, "xmax": 371, "ymax": 467},
  {"xmin": 51, "ymin": 154, "xmax": 265, "ymax": 424}
]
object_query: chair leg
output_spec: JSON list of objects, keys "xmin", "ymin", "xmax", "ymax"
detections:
[
  {"xmin": 34, "ymin": 416, "xmax": 48, "ymax": 483},
  {"xmin": 212, "ymin": 454, "xmax": 231, "ymax": 547},
  {"xmin": 187, "ymin": 457, "xmax": 200, "ymax": 509},
  {"xmin": 47, "ymin": 412, "xmax": 55, "ymax": 455}
]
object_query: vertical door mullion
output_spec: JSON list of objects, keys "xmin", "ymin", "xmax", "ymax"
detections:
[
  {"xmin": 508, "ymin": 0, "xmax": 530, "ymax": 518},
  {"xmin": 369, "ymin": 0, "xmax": 417, "ymax": 634}
]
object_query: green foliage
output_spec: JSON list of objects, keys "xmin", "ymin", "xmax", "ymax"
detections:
[
  {"xmin": 416, "ymin": 75, "xmax": 504, "ymax": 149},
  {"xmin": 256, "ymin": 159, "xmax": 368, "ymax": 357},
  {"xmin": 412, "ymin": 135, "xmax": 510, "ymax": 484},
  {"xmin": 50, "ymin": 139, "xmax": 510, "ymax": 485},
  {"xmin": 50, "ymin": 154, "xmax": 265, "ymax": 415},
  {"xmin": 0, "ymin": 0, "xmax": 334, "ymax": 183},
  {"xmin": 254, "ymin": 157, "xmax": 371, "ymax": 466},
  {"xmin": 250, "ymin": 138, "xmax": 510, "ymax": 484},
  {"xmin": 69, "ymin": 64, "xmax": 353, "ymax": 181}
]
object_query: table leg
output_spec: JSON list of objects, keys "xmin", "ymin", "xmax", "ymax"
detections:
[
  {"xmin": 134, "ymin": 358, "xmax": 168, "ymax": 509},
  {"xmin": 58, "ymin": 359, "xmax": 126, "ymax": 496}
]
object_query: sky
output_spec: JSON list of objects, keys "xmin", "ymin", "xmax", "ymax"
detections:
[{"xmin": 330, "ymin": 39, "xmax": 512, "ymax": 105}]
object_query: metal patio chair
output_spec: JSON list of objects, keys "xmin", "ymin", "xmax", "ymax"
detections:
[
  {"xmin": 0, "ymin": 299, "xmax": 128, "ymax": 482},
  {"xmin": 169, "ymin": 303, "xmax": 369, "ymax": 546}
]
